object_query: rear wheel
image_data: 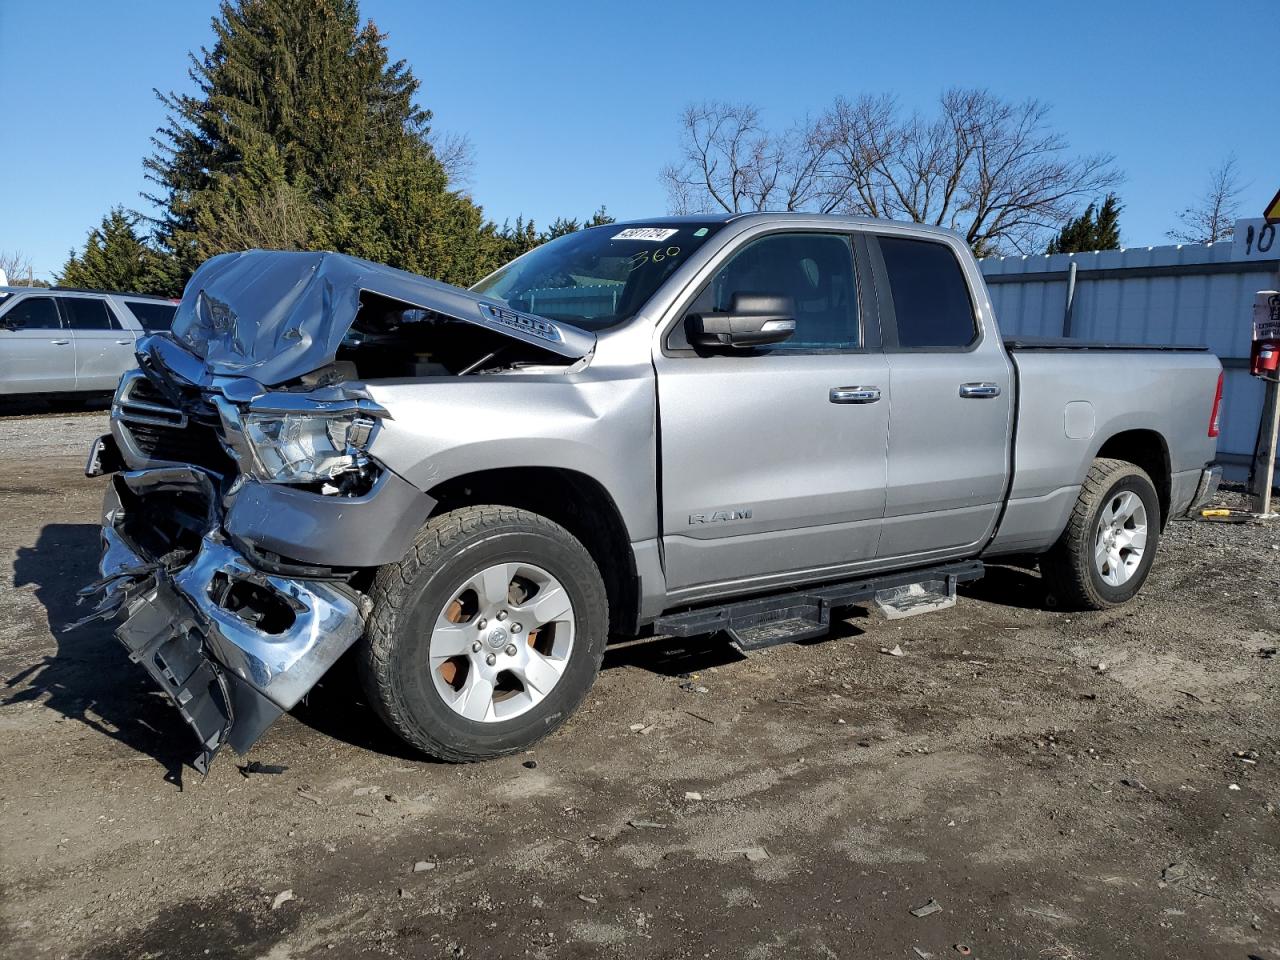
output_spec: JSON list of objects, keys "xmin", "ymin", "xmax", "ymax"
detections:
[
  {"xmin": 358, "ymin": 505, "xmax": 608, "ymax": 762},
  {"xmin": 1040, "ymin": 457, "xmax": 1161, "ymax": 610}
]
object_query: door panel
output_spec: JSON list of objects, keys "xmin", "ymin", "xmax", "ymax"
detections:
[
  {"xmin": 63, "ymin": 297, "xmax": 137, "ymax": 390},
  {"xmin": 870, "ymin": 234, "xmax": 1013, "ymax": 561},
  {"xmin": 656, "ymin": 229, "xmax": 890, "ymax": 597},
  {"xmin": 878, "ymin": 352, "xmax": 1012, "ymax": 558},
  {"xmin": 656, "ymin": 351, "xmax": 891, "ymax": 594},
  {"xmin": 0, "ymin": 295, "xmax": 75, "ymax": 393}
]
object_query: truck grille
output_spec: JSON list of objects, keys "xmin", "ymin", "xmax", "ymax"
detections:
[{"xmin": 116, "ymin": 372, "xmax": 237, "ymax": 476}]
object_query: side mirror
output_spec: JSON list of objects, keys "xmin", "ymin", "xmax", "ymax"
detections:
[
  {"xmin": 1, "ymin": 319, "xmax": 17, "ymax": 333},
  {"xmin": 685, "ymin": 293, "xmax": 796, "ymax": 349}
]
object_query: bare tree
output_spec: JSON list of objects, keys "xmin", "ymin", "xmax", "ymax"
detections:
[
  {"xmin": 660, "ymin": 90, "xmax": 1121, "ymax": 255},
  {"xmin": 0, "ymin": 250, "xmax": 38, "ymax": 285},
  {"xmin": 428, "ymin": 130, "xmax": 477, "ymax": 189},
  {"xmin": 661, "ymin": 102, "xmax": 842, "ymax": 215},
  {"xmin": 1167, "ymin": 155, "xmax": 1244, "ymax": 244}
]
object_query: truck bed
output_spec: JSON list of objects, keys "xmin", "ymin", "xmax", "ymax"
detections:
[{"xmin": 983, "ymin": 344, "xmax": 1222, "ymax": 557}]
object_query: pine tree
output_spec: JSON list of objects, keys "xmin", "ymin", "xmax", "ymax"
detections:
[
  {"xmin": 145, "ymin": 0, "xmax": 489, "ymax": 286},
  {"xmin": 58, "ymin": 208, "xmax": 167, "ymax": 294},
  {"xmin": 1047, "ymin": 193, "xmax": 1123, "ymax": 254},
  {"xmin": 1092, "ymin": 194, "xmax": 1121, "ymax": 250},
  {"xmin": 585, "ymin": 205, "xmax": 615, "ymax": 228}
]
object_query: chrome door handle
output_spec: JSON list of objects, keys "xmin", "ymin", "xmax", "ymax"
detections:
[
  {"xmin": 959, "ymin": 382, "xmax": 1001, "ymax": 399},
  {"xmin": 50, "ymin": 339, "xmax": 70, "ymax": 345},
  {"xmin": 830, "ymin": 385, "xmax": 882, "ymax": 404},
  {"xmin": 115, "ymin": 339, "xmax": 132, "ymax": 345}
]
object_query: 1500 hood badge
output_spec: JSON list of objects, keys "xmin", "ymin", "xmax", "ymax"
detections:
[{"xmin": 479, "ymin": 303, "xmax": 563, "ymax": 343}]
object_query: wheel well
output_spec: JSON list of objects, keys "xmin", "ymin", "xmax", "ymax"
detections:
[
  {"xmin": 1096, "ymin": 430, "xmax": 1171, "ymax": 525},
  {"xmin": 426, "ymin": 468, "xmax": 639, "ymax": 636}
]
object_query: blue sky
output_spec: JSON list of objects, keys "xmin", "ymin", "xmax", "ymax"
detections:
[{"xmin": 0, "ymin": 0, "xmax": 1275, "ymax": 282}]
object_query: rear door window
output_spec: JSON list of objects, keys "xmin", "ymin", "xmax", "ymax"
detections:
[
  {"xmin": 876, "ymin": 236, "xmax": 977, "ymax": 349},
  {"xmin": 60, "ymin": 296, "xmax": 118, "ymax": 331},
  {"xmin": 124, "ymin": 300, "xmax": 177, "ymax": 332},
  {"xmin": 2, "ymin": 296, "xmax": 63, "ymax": 330}
]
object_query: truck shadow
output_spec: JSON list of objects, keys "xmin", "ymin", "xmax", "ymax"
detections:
[
  {"xmin": 0, "ymin": 393, "xmax": 112, "ymax": 417},
  {"xmin": 11, "ymin": 524, "xmax": 1046, "ymax": 772},
  {"xmin": 291, "ymin": 655, "xmax": 430, "ymax": 763},
  {"xmin": 957, "ymin": 562, "xmax": 1051, "ymax": 610},
  {"xmin": 7, "ymin": 522, "xmax": 193, "ymax": 786},
  {"xmin": 602, "ymin": 613, "xmax": 869, "ymax": 676}
]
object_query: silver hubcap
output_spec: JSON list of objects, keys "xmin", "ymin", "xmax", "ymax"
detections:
[
  {"xmin": 1093, "ymin": 491, "xmax": 1148, "ymax": 587},
  {"xmin": 429, "ymin": 562, "xmax": 575, "ymax": 723}
]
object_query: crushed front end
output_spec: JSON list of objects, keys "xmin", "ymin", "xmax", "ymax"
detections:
[
  {"xmin": 77, "ymin": 249, "xmax": 591, "ymax": 771},
  {"xmin": 81, "ymin": 353, "xmax": 432, "ymax": 772}
]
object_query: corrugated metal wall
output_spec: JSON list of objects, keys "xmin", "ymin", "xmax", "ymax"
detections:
[{"xmin": 980, "ymin": 242, "xmax": 1280, "ymax": 468}]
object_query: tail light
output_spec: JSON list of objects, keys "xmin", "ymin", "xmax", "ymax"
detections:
[{"xmin": 1208, "ymin": 371, "xmax": 1224, "ymax": 438}]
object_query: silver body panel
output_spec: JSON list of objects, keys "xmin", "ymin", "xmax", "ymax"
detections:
[{"xmin": 986, "ymin": 348, "xmax": 1223, "ymax": 554}]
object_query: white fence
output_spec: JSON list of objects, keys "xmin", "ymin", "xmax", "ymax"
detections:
[{"xmin": 980, "ymin": 230, "xmax": 1280, "ymax": 473}]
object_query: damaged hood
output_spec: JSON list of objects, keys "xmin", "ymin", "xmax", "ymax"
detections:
[{"xmin": 170, "ymin": 250, "xmax": 596, "ymax": 385}]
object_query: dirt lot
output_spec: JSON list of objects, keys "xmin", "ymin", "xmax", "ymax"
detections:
[{"xmin": 1, "ymin": 403, "xmax": 1278, "ymax": 960}]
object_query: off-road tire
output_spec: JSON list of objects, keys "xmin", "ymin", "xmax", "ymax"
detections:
[
  {"xmin": 358, "ymin": 505, "xmax": 608, "ymax": 762},
  {"xmin": 1040, "ymin": 457, "xmax": 1161, "ymax": 611}
]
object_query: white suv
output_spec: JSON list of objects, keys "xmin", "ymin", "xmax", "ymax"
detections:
[{"xmin": 0, "ymin": 287, "xmax": 176, "ymax": 394}]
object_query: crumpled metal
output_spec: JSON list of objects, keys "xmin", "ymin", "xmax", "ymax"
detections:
[{"xmin": 169, "ymin": 250, "xmax": 596, "ymax": 386}]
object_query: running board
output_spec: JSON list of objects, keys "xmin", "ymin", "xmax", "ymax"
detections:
[{"xmin": 654, "ymin": 561, "xmax": 984, "ymax": 654}]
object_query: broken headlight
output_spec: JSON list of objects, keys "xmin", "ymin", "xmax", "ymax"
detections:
[{"xmin": 241, "ymin": 411, "xmax": 378, "ymax": 485}]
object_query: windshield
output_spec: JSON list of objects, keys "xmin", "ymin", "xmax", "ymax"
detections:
[{"xmin": 471, "ymin": 221, "xmax": 727, "ymax": 331}]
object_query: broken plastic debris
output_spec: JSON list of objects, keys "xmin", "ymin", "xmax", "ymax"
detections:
[
  {"xmin": 628, "ymin": 819, "xmax": 667, "ymax": 830},
  {"xmin": 729, "ymin": 846, "xmax": 769, "ymax": 862},
  {"xmin": 413, "ymin": 861, "xmax": 436, "ymax": 873},
  {"xmin": 577, "ymin": 893, "xmax": 598, "ymax": 904},
  {"xmin": 238, "ymin": 761, "xmax": 288, "ymax": 778},
  {"xmin": 880, "ymin": 645, "xmax": 906, "ymax": 657},
  {"xmin": 684, "ymin": 791, "xmax": 703, "ymax": 801},
  {"xmin": 909, "ymin": 898, "xmax": 942, "ymax": 918},
  {"xmin": 271, "ymin": 889, "xmax": 295, "ymax": 910}
]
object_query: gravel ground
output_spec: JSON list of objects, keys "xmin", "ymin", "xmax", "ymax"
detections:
[{"xmin": 1, "ymin": 407, "xmax": 1278, "ymax": 960}]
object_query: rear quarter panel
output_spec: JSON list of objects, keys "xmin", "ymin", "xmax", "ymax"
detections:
[{"xmin": 987, "ymin": 349, "xmax": 1221, "ymax": 555}]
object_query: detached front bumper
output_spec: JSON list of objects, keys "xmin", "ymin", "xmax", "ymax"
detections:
[{"xmin": 84, "ymin": 465, "xmax": 369, "ymax": 772}]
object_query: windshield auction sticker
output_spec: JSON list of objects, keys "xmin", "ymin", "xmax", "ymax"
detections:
[{"xmin": 611, "ymin": 228, "xmax": 679, "ymax": 242}]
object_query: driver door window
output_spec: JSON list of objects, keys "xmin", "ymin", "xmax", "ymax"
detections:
[
  {"xmin": 3, "ymin": 296, "xmax": 63, "ymax": 330},
  {"xmin": 681, "ymin": 233, "xmax": 860, "ymax": 351}
]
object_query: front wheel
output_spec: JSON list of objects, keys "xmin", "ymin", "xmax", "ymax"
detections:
[
  {"xmin": 358, "ymin": 506, "xmax": 608, "ymax": 762},
  {"xmin": 1040, "ymin": 457, "xmax": 1161, "ymax": 611}
]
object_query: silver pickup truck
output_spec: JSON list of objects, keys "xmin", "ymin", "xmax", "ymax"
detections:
[{"xmin": 79, "ymin": 214, "xmax": 1223, "ymax": 770}]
